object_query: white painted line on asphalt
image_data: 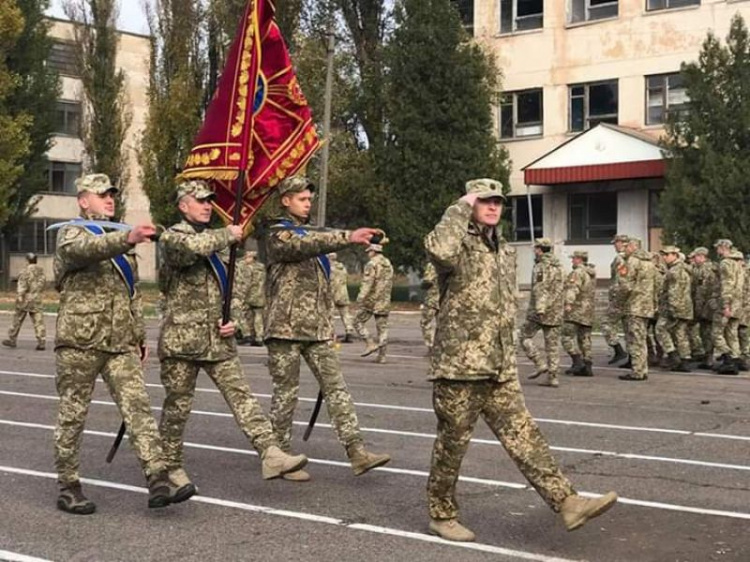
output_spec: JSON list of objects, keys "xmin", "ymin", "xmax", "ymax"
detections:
[
  {"xmin": 2, "ymin": 371, "xmax": 748, "ymax": 442},
  {"xmin": 0, "ymin": 550, "xmax": 54, "ymax": 562},
  {"xmin": 3, "ymin": 418, "xmax": 750, "ymax": 522},
  {"xmin": 0, "ymin": 464, "xmax": 583, "ymax": 562}
]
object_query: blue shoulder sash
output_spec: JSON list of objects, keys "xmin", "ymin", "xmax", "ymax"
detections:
[{"xmin": 77, "ymin": 221, "xmax": 136, "ymax": 299}]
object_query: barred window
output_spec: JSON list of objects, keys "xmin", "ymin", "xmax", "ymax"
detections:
[
  {"xmin": 47, "ymin": 41, "xmax": 79, "ymax": 77},
  {"xmin": 8, "ymin": 219, "xmax": 64, "ymax": 255}
]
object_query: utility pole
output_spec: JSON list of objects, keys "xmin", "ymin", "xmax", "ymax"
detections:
[{"xmin": 316, "ymin": 1, "xmax": 335, "ymax": 228}]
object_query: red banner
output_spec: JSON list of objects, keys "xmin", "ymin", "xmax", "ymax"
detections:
[{"xmin": 180, "ymin": 0, "xmax": 320, "ymax": 230}]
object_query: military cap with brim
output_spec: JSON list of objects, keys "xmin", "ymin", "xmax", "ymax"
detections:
[
  {"xmin": 176, "ymin": 180, "xmax": 216, "ymax": 202},
  {"xmin": 660, "ymin": 245, "xmax": 680, "ymax": 255},
  {"xmin": 714, "ymin": 239, "xmax": 734, "ymax": 248},
  {"xmin": 611, "ymin": 234, "xmax": 629, "ymax": 243},
  {"xmin": 692, "ymin": 247, "xmax": 709, "ymax": 256},
  {"xmin": 571, "ymin": 250, "xmax": 588, "ymax": 260},
  {"xmin": 278, "ymin": 176, "xmax": 315, "ymax": 197},
  {"xmin": 534, "ymin": 237, "xmax": 553, "ymax": 248},
  {"xmin": 76, "ymin": 173, "xmax": 119, "ymax": 195},
  {"xmin": 628, "ymin": 237, "xmax": 643, "ymax": 246},
  {"xmin": 465, "ymin": 178, "xmax": 506, "ymax": 201}
]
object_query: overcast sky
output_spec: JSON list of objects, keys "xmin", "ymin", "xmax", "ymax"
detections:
[{"xmin": 48, "ymin": 0, "xmax": 151, "ymax": 35}]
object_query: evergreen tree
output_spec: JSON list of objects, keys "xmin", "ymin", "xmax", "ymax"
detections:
[
  {"xmin": 381, "ymin": 0, "xmax": 510, "ymax": 269},
  {"xmin": 662, "ymin": 14, "xmax": 750, "ymax": 251},
  {"xmin": 139, "ymin": 0, "xmax": 206, "ymax": 227},
  {"xmin": 65, "ymin": 0, "xmax": 132, "ymax": 192}
]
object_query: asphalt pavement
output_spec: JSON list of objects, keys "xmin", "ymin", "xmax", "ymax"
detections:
[{"xmin": 1, "ymin": 313, "xmax": 748, "ymax": 562}]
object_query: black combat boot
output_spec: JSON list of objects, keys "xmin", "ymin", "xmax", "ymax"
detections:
[
  {"xmin": 672, "ymin": 355, "xmax": 692, "ymax": 373},
  {"xmin": 735, "ymin": 357, "xmax": 749, "ymax": 372},
  {"xmin": 574, "ymin": 360, "xmax": 594, "ymax": 377},
  {"xmin": 565, "ymin": 354, "xmax": 583, "ymax": 375},
  {"xmin": 664, "ymin": 350, "xmax": 681, "ymax": 370},
  {"xmin": 608, "ymin": 343, "xmax": 627, "ymax": 365},
  {"xmin": 717, "ymin": 355, "xmax": 740, "ymax": 375}
]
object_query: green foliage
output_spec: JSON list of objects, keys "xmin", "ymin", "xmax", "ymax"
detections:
[
  {"xmin": 380, "ymin": 0, "xmax": 510, "ymax": 268},
  {"xmin": 4, "ymin": 0, "xmax": 59, "ymax": 233},
  {"xmin": 65, "ymin": 0, "xmax": 132, "ymax": 212},
  {"xmin": 0, "ymin": 0, "xmax": 32, "ymax": 228},
  {"xmin": 140, "ymin": 0, "xmax": 206, "ymax": 227},
  {"xmin": 662, "ymin": 14, "xmax": 750, "ymax": 252}
]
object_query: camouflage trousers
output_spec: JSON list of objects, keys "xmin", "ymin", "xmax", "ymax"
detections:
[
  {"xmin": 561, "ymin": 321, "xmax": 592, "ymax": 361},
  {"xmin": 427, "ymin": 378, "xmax": 575, "ymax": 520},
  {"xmin": 354, "ymin": 309, "xmax": 389, "ymax": 349},
  {"xmin": 689, "ymin": 321, "xmax": 705, "ymax": 357},
  {"xmin": 420, "ymin": 305, "xmax": 438, "ymax": 349},
  {"xmin": 159, "ymin": 356, "xmax": 277, "ymax": 471},
  {"xmin": 712, "ymin": 313, "xmax": 740, "ymax": 358},
  {"xmin": 625, "ymin": 316, "xmax": 649, "ymax": 379},
  {"xmin": 267, "ymin": 339, "xmax": 362, "ymax": 452},
  {"xmin": 246, "ymin": 307, "xmax": 265, "ymax": 341},
  {"xmin": 602, "ymin": 306, "xmax": 627, "ymax": 347},
  {"xmin": 334, "ymin": 304, "xmax": 355, "ymax": 336},
  {"xmin": 694, "ymin": 319, "xmax": 713, "ymax": 359},
  {"xmin": 54, "ymin": 347, "xmax": 166, "ymax": 485},
  {"xmin": 8, "ymin": 307, "xmax": 45, "ymax": 343},
  {"xmin": 655, "ymin": 316, "xmax": 691, "ymax": 358},
  {"xmin": 520, "ymin": 320, "xmax": 561, "ymax": 375},
  {"xmin": 739, "ymin": 324, "xmax": 750, "ymax": 358}
]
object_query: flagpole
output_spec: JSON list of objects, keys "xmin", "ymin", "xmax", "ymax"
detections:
[{"xmin": 222, "ymin": 169, "xmax": 246, "ymax": 324}]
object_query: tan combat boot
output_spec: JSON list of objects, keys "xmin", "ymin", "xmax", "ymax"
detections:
[
  {"xmin": 376, "ymin": 346, "xmax": 387, "ymax": 364},
  {"xmin": 261, "ymin": 446, "xmax": 308, "ymax": 480},
  {"xmin": 560, "ymin": 491, "xmax": 618, "ymax": 531},
  {"xmin": 169, "ymin": 468, "xmax": 199, "ymax": 502},
  {"xmin": 539, "ymin": 372, "xmax": 559, "ymax": 388},
  {"xmin": 346, "ymin": 443, "xmax": 391, "ymax": 476},
  {"xmin": 361, "ymin": 341, "xmax": 380, "ymax": 357},
  {"xmin": 428, "ymin": 518, "xmax": 475, "ymax": 542},
  {"xmin": 282, "ymin": 469, "xmax": 311, "ymax": 482}
]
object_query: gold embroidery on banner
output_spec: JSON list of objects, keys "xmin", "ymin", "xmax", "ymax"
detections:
[{"xmin": 231, "ymin": 2, "xmax": 256, "ymax": 139}]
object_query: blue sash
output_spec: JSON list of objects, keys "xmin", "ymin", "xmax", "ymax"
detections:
[
  {"xmin": 78, "ymin": 221, "xmax": 136, "ymax": 299},
  {"xmin": 278, "ymin": 219, "xmax": 331, "ymax": 281},
  {"xmin": 207, "ymin": 252, "xmax": 229, "ymax": 297}
]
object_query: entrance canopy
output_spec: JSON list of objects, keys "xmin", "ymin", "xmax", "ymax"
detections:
[{"xmin": 522, "ymin": 124, "xmax": 666, "ymax": 185}]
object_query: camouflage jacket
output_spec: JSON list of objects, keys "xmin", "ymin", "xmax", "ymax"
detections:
[
  {"xmin": 424, "ymin": 201, "xmax": 517, "ymax": 383},
  {"xmin": 717, "ymin": 255, "xmax": 744, "ymax": 317},
  {"xmin": 527, "ymin": 253, "xmax": 564, "ymax": 326},
  {"xmin": 357, "ymin": 254, "xmax": 394, "ymax": 314},
  {"xmin": 620, "ymin": 249, "xmax": 656, "ymax": 319},
  {"xmin": 743, "ymin": 263, "xmax": 750, "ymax": 326},
  {"xmin": 564, "ymin": 263, "xmax": 596, "ymax": 326},
  {"xmin": 248, "ymin": 261, "xmax": 266, "ymax": 308},
  {"xmin": 660, "ymin": 260, "xmax": 693, "ymax": 320},
  {"xmin": 54, "ymin": 225, "xmax": 145, "ymax": 352},
  {"xmin": 653, "ymin": 264, "xmax": 666, "ymax": 314},
  {"xmin": 157, "ymin": 221, "xmax": 238, "ymax": 362},
  {"xmin": 421, "ymin": 262, "xmax": 440, "ymax": 310},
  {"xmin": 16, "ymin": 264, "xmax": 46, "ymax": 312},
  {"xmin": 233, "ymin": 260, "xmax": 254, "ymax": 334},
  {"xmin": 265, "ymin": 214, "xmax": 352, "ymax": 341},
  {"xmin": 608, "ymin": 253, "xmax": 627, "ymax": 311},
  {"xmin": 692, "ymin": 261, "xmax": 718, "ymax": 321},
  {"xmin": 331, "ymin": 261, "xmax": 350, "ymax": 307}
]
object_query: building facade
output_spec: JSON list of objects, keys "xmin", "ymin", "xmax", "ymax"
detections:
[
  {"xmin": 8, "ymin": 19, "xmax": 155, "ymax": 281},
  {"xmin": 462, "ymin": 0, "xmax": 749, "ymax": 283}
]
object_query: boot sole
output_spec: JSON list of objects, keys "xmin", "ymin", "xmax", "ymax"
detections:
[
  {"xmin": 263, "ymin": 456, "xmax": 309, "ymax": 480},
  {"xmin": 172, "ymin": 483, "xmax": 197, "ymax": 504},
  {"xmin": 428, "ymin": 525, "xmax": 476, "ymax": 542},
  {"xmin": 353, "ymin": 455, "xmax": 391, "ymax": 476},
  {"xmin": 57, "ymin": 498, "xmax": 96, "ymax": 515},
  {"xmin": 566, "ymin": 493, "xmax": 618, "ymax": 531},
  {"xmin": 148, "ymin": 495, "xmax": 171, "ymax": 509}
]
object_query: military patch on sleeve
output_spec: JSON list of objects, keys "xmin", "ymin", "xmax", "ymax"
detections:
[
  {"xmin": 277, "ymin": 230, "xmax": 293, "ymax": 242},
  {"xmin": 535, "ymin": 271, "xmax": 544, "ymax": 283},
  {"xmin": 618, "ymin": 265, "xmax": 628, "ymax": 276}
]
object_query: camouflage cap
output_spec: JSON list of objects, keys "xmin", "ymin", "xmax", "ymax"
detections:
[
  {"xmin": 692, "ymin": 247, "xmax": 709, "ymax": 256},
  {"xmin": 611, "ymin": 234, "xmax": 629, "ymax": 244},
  {"xmin": 714, "ymin": 239, "xmax": 733, "ymax": 248},
  {"xmin": 627, "ymin": 237, "xmax": 643, "ymax": 247},
  {"xmin": 75, "ymin": 173, "xmax": 118, "ymax": 195},
  {"xmin": 176, "ymin": 179, "xmax": 215, "ymax": 202},
  {"xmin": 534, "ymin": 237, "xmax": 553, "ymax": 248},
  {"xmin": 660, "ymin": 245, "xmax": 680, "ymax": 255},
  {"xmin": 367, "ymin": 244, "xmax": 383, "ymax": 253},
  {"xmin": 278, "ymin": 175, "xmax": 315, "ymax": 197},
  {"xmin": 571, "ymin": 250, "xmax": 588, "ymax": 260},
  {"xmin": 465, "ymin": 178, "xmax": 506, "ymax": 201}
]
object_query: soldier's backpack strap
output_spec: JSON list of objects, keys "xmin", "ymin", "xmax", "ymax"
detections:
[
  {"xmin": 78, "ymin": 222, "xmax": 136, "ymax": 299},
  {"xmin": 277, "ymin": 219, "xmax": 331, "ymax": 281}
]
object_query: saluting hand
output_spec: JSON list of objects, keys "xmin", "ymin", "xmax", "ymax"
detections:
[
  {"xmin": 460, "ymin": 193, "xmax": 479, "ymax": 207},
  {"xmin": 350, "ymin": 228, "xmax": 381, "ymax": 246},
  {"xmin": 127, "ymin": 224, "xmax": 157, "ymax": 245}
]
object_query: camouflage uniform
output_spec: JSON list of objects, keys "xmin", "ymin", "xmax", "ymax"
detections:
[
  {"xmin": 738, "ymin": 261, "xmax": 750, "ymax": 360},
  {"xmin": 247, "ymin": 259, "xmax": 267, "ymax": 342},
  {"xmin": 691, "ymin": 253, "xmax": 718, "ymax": 362},
  {"xmin": 655, "ymin": 253, "xmax": 693, "ymax": 360},
  {"xmin": 520, "ymin": 242, "xmax": 564, "ymax": 384},
  {"xmin": 602, "ymin": 236, "xmax": 630, "ymax": 349},
  {"xmin": 354, "ymin": 249, "xmax": 394, "ymax": 360},
  {"xmin": 619, "ymin": 244, "xmax": 656, "ymax": 380},
  {"xmin": 7, "ymin": 260, "xmax": 46, "ymax": 347},
  {"xmin": 712, "ymin": 248, "xmax": 744, "ymax": 360},
  {"xmin": 420, "ymin": 262, "xmax": 440, "ymax": 349},
  {"xmin": 425, "ymin": 183, "xmax": 575, "ymax": 524},
  {"xmin": 158, "ymin": 219, "xmax": 279, "ymax": 472},
  {"xmin": 264, "ymin": 209, "xmax": 368, "ymax": 454},
  {"xmin": 330, "ymin": 254, "xmax": 355, "ymax": 338},
  {"xmin": 562, "ymin": 259, "xmax": 596, "ymax": 362},
  {"xmin": 54, "ymin": 206, "xmax": 167, "ymax": 485}
]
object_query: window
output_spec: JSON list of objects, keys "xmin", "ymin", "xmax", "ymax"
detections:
[
  {"xmin": 47, "ymin": 41, "xmax": 79, "ymax": 77},
  {"xmin": 568, "ymin": 192, "xmax": 617, "ymax": 242},
  {"xmin": 646, "ymin": 0, "xmax": 699, "ymax": 11},
  {"xmin": 510, "ymin": 195, "xmax": 543, "ymax": 241},
  {"xmin": 569, "ymin": 80, "xmax": 618, "ymax": 132},
  {"xmin": 46, "ymin": 161, "xmax": 82, "ymax": 194},
  {"xmin": 570, "ymin": 0, "xmax": 618, "ymax": 24},
  {"xmin": 8, "ymin": 219, "xmax": 63, "ymax": 255},
  {"xmin": 500, "ymin": 0, "xmax": 543, "ymax": 33},
  {"xmin": 646, "ymin": 73, "xmax": 689, "ymax": 125},
  {"xmin": 500, "ymin": 89, "xmax": 543, "ymax": 139},
  {"xmin": 452, "ymin": 0, "xmax": 474, "ymax": 33},
  {"xmin": 54, "ymin": 101, "xmax": 82, "ymax": 137}
]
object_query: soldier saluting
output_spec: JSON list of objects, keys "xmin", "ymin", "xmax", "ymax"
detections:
[{"xmin": 424, "ymin": 178, "xmax": 616, "ymax": 542}]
